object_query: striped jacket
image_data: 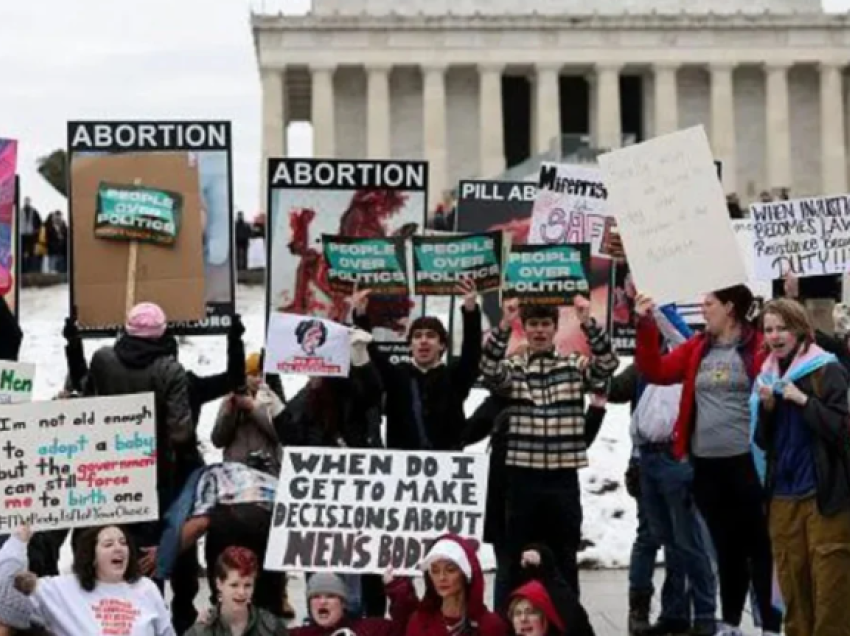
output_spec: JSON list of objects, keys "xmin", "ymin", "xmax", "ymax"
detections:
[{"xmin": 480, "ymin": 319, "xmax": 619, "ymax": 470}]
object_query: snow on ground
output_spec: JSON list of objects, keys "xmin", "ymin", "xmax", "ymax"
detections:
[{"xmin": 17, "ymin": 284, "xmax": 636, "ymax": 570}]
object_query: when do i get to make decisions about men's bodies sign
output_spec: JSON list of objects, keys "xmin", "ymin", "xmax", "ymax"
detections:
[{"xmin": 265, "ymin": 447, "xmax": 488, "ymax": 575}]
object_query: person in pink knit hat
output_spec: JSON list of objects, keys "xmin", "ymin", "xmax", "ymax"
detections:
[{"xmin": 80, "ymin": 301, "xmax": 194, "ymax": 587}]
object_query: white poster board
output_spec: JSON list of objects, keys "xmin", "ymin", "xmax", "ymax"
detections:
[
  {"xmin": 264, "ymin": 312, "xmax": 351, "ymax": 377},
  {"xmin": 731, "ymin": 220, "xmax": 773, "ymax": 299},
  {"xmin": 598, "ymin": 126, "xmax": 747, "ymax": 304},
  {"xmin": 0, "ymin": 361, "xmax": 35, "ymax": 404},
  {"xmin": 264, "ymin": 447, "xmax": 489, "ymax": 575},
  {"xmin": 248, "ymin": 237, "xmax": 266, "ymax": 270},
  {"xmin": 750, "ymin": 194, "xmax": 850, "ymax": 280},
  {"xmin": 0, "ymin": 393, "xmax": 158, "ymax": 532},
  {"xmin": 528, "ymin": 163, "xmax": 611, "ymax": 255}
]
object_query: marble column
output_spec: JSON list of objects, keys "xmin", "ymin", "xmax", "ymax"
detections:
[
  {"xmin": 596, "ymin": 63, "xmax": 622, "ymax": 149},
  {"xmin": 535, "ymin": 63, "xmax": 561, "ymax": 154},
  {"xmin": 710, "ymin": 63, "xmax": 737, "ymax": 193},
  {"xmin": 367, "ymin": 64, "xmax": 392, "ymax": 159},
  {"xmin": 479, "ymin": 64, "xmax": 506, "ymax": 177},
  {"xmin": 654, "ymin": 63, "xmax": 679, "ymax": 136},
  {"xmin": 311, "ymin": 63, "xmax": 336, "ymax": 158},
  {"xmin": 260, "ymin": 67, "xmax": 286, "ymax": 208},
  {"xmin": 820, "ymin": 62, "xmax": 848, "ymax": 193},
  {"xmin": 765, "ymin": 62, "xmax": 792, "ymax": 191},
  {"xmin": 423, "ymin": 63, "xmax": 448, "ymax": 206}
]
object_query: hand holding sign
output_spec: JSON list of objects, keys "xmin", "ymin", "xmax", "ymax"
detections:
[
  {"xmin": 634, "ymin": 293, "xmax": 656, "ymax": 318},
  {"xmin": 574, "ymin": 294, "xmax": 592, "ymax": 327},
  {"xmin": 458, "ymin": 278, "xmax": 478, "ymax": 312},
  {"xmin": 349, "ymin": 287, "xmax": 372, "ymax": 316},
  {"xmin": 500, "ymin": 299, "xmax": 520, "ymax": 330}
]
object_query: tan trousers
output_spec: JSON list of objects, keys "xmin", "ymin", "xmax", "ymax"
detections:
[{"xmin": 769, "ymin": 497, "xmax": 850, "ymax": 636}]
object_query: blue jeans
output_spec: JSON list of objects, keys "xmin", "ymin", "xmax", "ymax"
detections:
[
  {"xmin": 641, "ymin": 447, "xmax": 717, "ymax": 624},
  {"xmin": 629, "ymin": 487, "xmax": 688, "ymax": 622}
]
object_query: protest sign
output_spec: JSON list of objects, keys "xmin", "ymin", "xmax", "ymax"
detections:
[
  {"xmin": 529, "ymin": 163, "xmax": 610, "ymax": 256},
  {"xmin": 0, "ymin": 393, "xmax": 158, "ymax": 532},
  {"xmin": 267, "ymin": 159, "xmax": 427, "ymax": 362},
  {"xmin": 68, "ymin": 121, "xmax": 235, "ymax": 336},
  {"xmin": 0, "ymin": 140, "xmax": 18, "ymax": 314},
  {"xmin": 454, "ymin": 179, "xmax": 613, "ymax": 359},
  {"xmin": 503, "ymin": 244, "xmax": 590, "ymax": 306},
  {"xmin": 94, "ymin": 182, "xmax": 182, "ymax": 246},
  {"xmin": 265, "ymin": 312, "xmax": 351, "ymax": 377},
  {"xmin": 750, "ymin": 194, "xmax": 850, "ymax": 280},
  {"xmin": 0, "ymin": 362, "xmax": 34, "ymax": 404},
  {"xmin": 598, "ymin": 126, "xmax": 746, "ymax": 304},
  {"xmin": 322, "ymin": 235, "xmax": 409, "ymax": 296},
  {"xmin": 731, "ymin": 219, "xmax": 773, "ymax": 299},
  {"xmin": 265, "ymin": 447, "xmax": 488, "ymax": 574},
  {"xmin": 611, "ymin": 264, "xmax": 637, "ymax": 353},
  {"xmin": 412, "ymin": 232, "xmax": 503, "ymax": 295}
]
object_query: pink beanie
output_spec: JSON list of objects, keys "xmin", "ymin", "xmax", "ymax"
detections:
[{"xmin": 126, "ymin": 302, "xmax": 167, "ymax": 339}]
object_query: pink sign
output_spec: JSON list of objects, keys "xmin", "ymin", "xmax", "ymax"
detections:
[{"xmin": 0, "ymin": 138, "xmax": 18, "ymax": 310}]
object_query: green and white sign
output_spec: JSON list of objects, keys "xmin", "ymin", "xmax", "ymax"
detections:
[
  {"xmin": 412, "ymin": 232, "xmax": 503, "ymax": 296},
  {"xmin": 322, "ymin": 235, "xmax": 409, "ymax": 296},
  {"xmin": 94, "ymin": 182, "xmax": 182, "ymax": 246},
  {"xmin": 0, "ymin": 361, "xmax": 35, "ymax": 404},
  {"xmin": 503, "ymin": 244, "xmax": 591, "ymax": 306}
]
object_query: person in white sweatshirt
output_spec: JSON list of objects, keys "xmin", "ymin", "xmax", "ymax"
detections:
[{"xmin": 0, "ymin": 524, "xmax": 174, "ymax": 636}]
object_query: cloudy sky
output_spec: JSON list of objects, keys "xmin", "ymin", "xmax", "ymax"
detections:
[{"xmin": 1, "ymin": 0, "xmax": 848, "ymax": 217}]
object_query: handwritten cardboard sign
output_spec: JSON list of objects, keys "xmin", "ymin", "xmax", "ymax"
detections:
[
  {"xmin": 0, "ymin": 393, "xmax": 158, "ymax": 532},
  {"xmin": 598, "ymin": 126, "xmax": 747, "ymax": 304},
  {"xmin": 264, "ymin": 312, "xmax": 351, "ymax": 377},
  {"xmin": 0, "ymin": 361, "xmax": 34, "ymax": 404},
  {"xmin": 412, "ymin": 232, "xmax": 503, "ymax": 295},
  {"xmin": 264, "ymin": 447, "xmax": 488, "ymax": 575},
  {"xmin": 750, "ymin": 194, "xmax": 850, "ymax": 280},
  {"xmin": 94, "ymin": 182, "xmax": 182, "ymax": 246}
]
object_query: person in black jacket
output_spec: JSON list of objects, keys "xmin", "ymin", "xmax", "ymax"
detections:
[
  {"xmin": 63, "ymin": 309, "xmax": 246, "ymax": 633},
  {"xmin": 351, "ymin": 280, "xmax": 482, "ymax": 451},
  {"xmin": 0, "ymin": 295, "xmax": 22, "ymax": 361},
  {"xmin": 506, "ymin": 544, "xmax": 595, "ymax": 636}
]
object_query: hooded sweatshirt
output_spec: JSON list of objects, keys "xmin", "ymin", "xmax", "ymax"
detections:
[
  {"xmin": 407, "ymin": 535, "xmax": 508, "ymax": 636},
  {"xmin": 506, "ymin": 544, "xmax": 594, "ymax": 636}
]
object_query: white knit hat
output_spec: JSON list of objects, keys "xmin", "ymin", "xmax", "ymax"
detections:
[{"xmin": 419, "ymin": 539, "xmax": 472, "ymax": 581}]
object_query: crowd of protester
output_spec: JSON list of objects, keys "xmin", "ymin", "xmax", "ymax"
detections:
[{"xmin": 2, "ymin": 222, "xmax": 850, "ymax": 636}]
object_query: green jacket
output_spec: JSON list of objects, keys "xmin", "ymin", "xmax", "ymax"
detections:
[{"xmin": 183, "ymin": 607, "xmax": 288, "ymax": 636}]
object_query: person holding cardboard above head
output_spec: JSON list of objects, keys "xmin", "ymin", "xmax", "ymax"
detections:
[
  {"xmin": 479, "ymin": 296, "xmax": 619, "ymax": 598},
  {"xmin": 350, "ymin": 280, "xmax": 481, "ymax": 451},
  {"xmin": 82, "ymin": 302, "xmax": 193, "ymax": 573}
]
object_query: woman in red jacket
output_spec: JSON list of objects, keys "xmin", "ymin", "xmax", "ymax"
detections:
[
  {"xmin": 408, "ymin": 535, "xmax": 508, "ymax": 636},
  {"xmin": 634, "ymin": 285, "xmax": 782, "ymax": 636}
]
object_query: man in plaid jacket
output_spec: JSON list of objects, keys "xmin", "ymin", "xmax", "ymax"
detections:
[{"xmin": 480, "ymin": 296, "xmax": 619, "ymax": 597}]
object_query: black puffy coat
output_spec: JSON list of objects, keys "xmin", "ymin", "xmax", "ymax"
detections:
[{"xmin": 0, "ymin": 295, "xmax": 22, "ymax": 361}]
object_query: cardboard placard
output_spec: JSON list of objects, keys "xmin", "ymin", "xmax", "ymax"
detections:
[
  {"xmin": 267, "ymin": 159, "xmax": 427, "ymax": 360},
  {"xmin": 0, "ymin": 361, "xmax": 34, "ymax": 404},
  {"xmin": 412, "ymin": 232, "xmax": 503, "ymax": 295},
  {"xmin": 598, "ymin": 126, "xmax": 747, "ymax": 304},
  {"xmin": 264, "ymin": 447, "xmax": 488, "ymax": 574},
  {"xmin": 94, "ymin": 182, "xmax": 183, "ymax": 246},
  {"xmin": 0, "ymin": 140, "xmax": 18, "ymax": 313},
  {"xmin": 731, "ymin": 219, "xmax": 773, "ymax": 299},
  {"xmin": 68, "ymin": 121, "xmax": 236, "ymax": 336},
  {"xmin": 264, "ymin": 313, "xmax": 351, "ymax": 377},
  {"xmin": 750, "ymin": 194, "xmax": 850, "ymax": 280},
  {"xmin": 0, "ymin": 393, "xmax": 158, "ymax": 532},
  {"xmin": 321, "ymin": 235, "xmax": 409, "ymax": 296},
  {"xmin": 454, "ymin": 179, "xmax": 613, "ymax": 358},
  {"xmin": 503, "ymin": 244, "xmax": 591, "ymax": 305}
]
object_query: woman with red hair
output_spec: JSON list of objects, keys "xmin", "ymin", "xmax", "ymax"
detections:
[{"xmin": 184, "ymin": 547, "xmax": 287, "ymax": 636}]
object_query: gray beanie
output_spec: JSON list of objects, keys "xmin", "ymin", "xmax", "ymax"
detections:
[
  {"xmin": 307, "ymin": 573, "xmax": 349, "ymax": 604},
  {"xmin": 0, "ymin": 577, "xmax": 34, "ymax": 630}
]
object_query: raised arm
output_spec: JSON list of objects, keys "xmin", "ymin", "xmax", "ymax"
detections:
[
  {"xmin": 210, "ymin": 397, "xmax": 239, "ymax": 449},
  {"xmin": 634, "ymin": 294, "xmax": 694, "ymax": 386},
  {"xmin": 453, "ymin": 279, "xmax": 483, "ymax": 393},
  {"xmin": 351, "ymin": 289, "xmax": 396, "ymax": 381},
  {"xmin": 479, "ymin": 300, "xmax": 520, "ymax": 395},
  {"xmin": 574, "ymin": 295, "xmax": 619, "ymax": 384}
]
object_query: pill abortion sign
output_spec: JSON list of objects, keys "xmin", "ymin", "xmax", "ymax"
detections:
[
  {"xmin": 412, "ymin": 232, "xmax": 503, "ymax": 295},
  {"xmin": 322, "ymin": 235, "xmax": 409, "ymax": 296},
  {"xmin": 503, "ymin": 243, "xmax": 591, "ymax": 305}
]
